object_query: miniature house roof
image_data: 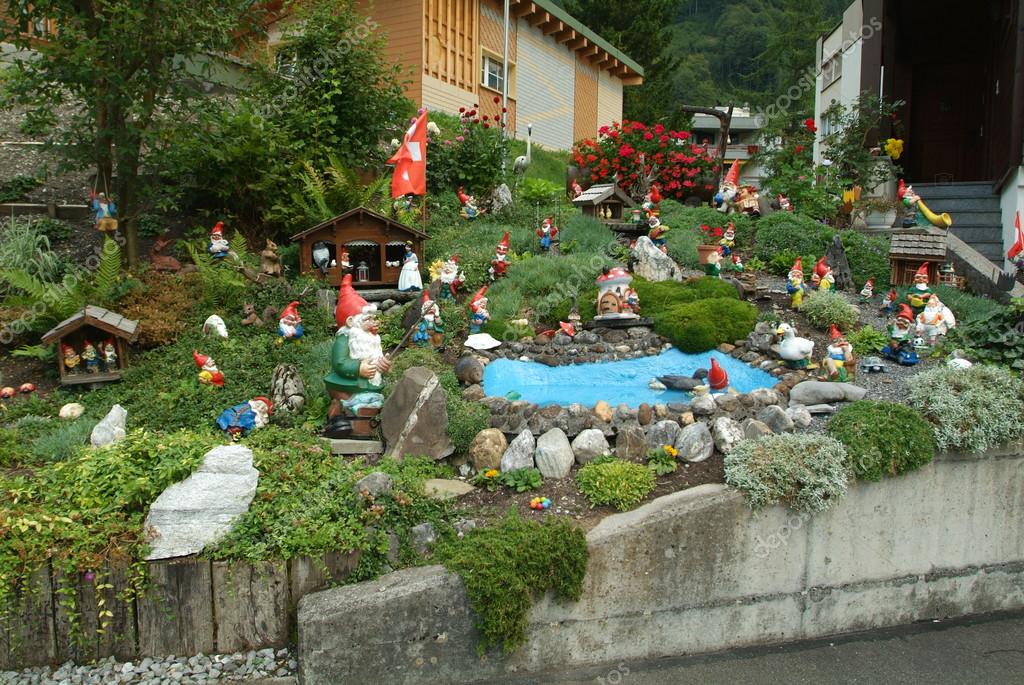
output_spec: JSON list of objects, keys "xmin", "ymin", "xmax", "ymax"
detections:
[
  {"xmin": 572, "ymin": 183, "xmax": 635, "ymax": 207},
  {"xmin": 596, "ymin": 266, "xmax": 633, "ymax": 286},
  {"xmin": 889, "ymin": 229, "xmax": 948, "ymax": 259},
  {"xmin": 289, "ymin": 206, "xmax": 429, "ymax": 242},
  {"xmin": 41, "ymin": 306, "xmax": 139, "ymax": 345}
]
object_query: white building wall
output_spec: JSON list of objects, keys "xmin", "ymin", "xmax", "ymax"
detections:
[
  {"xmin": 1001, "ymin": 166, "xmax": 1024, "ymax": 271},
  {"xmin": 596, "ymin": 70, "xmax": 622, "ymax": 130},
  {"xmin": 515, "ymin": 19, "xmax": 575, "ymax": 150}
]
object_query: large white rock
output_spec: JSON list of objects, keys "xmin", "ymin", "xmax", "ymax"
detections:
[
  {"xmin": 571, "ymin": 428, "xmax": 611, "ymax": 464},
  {"xmin": 90, "ymin": 404, "xmax": 127, "ymax": 447},
  {"xmin": 144, "ymin": 444, "xmax": 259, "ymax": 560},
  {"xmin": 632, "ymin": 236, "xmax": 684, "ymax": 282},
  {"xmin": 534, "ymin": 428, "xmax": 574, "ymax": 479},
  {"xmin": 789, "ymin": 381, "xmax": 868, "ymax": 405},
  {"xmin": 674, "ymin": 422, "xmax": 714, "ymax": 463},
  {"xmin": 500, "ymin": 430, "xmax": 535, "ymax": 473},
  {"xmin": 646, "ymin": 420, "xmax": 681, "ymax": 450},
  {"xmin": 711, "ymin": 417, "xmax": 745, "ymax": 455},
  {"xmin": 59, "ymin": 403, "xmax": 85, "ymax": 420},
  {"xmin": 464, "ymin": 333, "xmax": 502, "ymax": 350}
]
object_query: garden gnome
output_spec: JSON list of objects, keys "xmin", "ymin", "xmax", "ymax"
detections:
[
  {"xmin": 714, "ymin": 159, "xmax": 741, "ymax": 213},
  {"xmin": 325, "ymin": 275, "xmax": 391, "ymax": 438},
  {"xmin": 469, "ymin": 286, "xmax": 490, "ymax": 333},
  {"xmin": 277, "ymin": 301, "xmax": 304, "ymax": 343},
  {"xmin": 208, "ymin": 221, "xmax": 230, "ymax": 260},
  {"xmin": 881, "ymin": 288, "xmax": 897, "ymax": 315},
  {"xmin": 570, "ymin": 178, "xmax": 583, "ymax": 199},
  {"xmin": 812, "ymin": 256, "xmax": 834, "ymax": 291},
  {"xmin": 730, "ymin": 254, "xmax": 744, "ymax": 272},
  {"xmin": 906, "ymin": 262, "xmax": 932, "ymax": 315},
  {"xmin": 489, "ymin": 232, "xmax": 511, "ymax": 281},
  {"xmin": 102, "ymin": 339, "xmax": 118, "ymax": 372},
  {"xmin": 777, "ymin": 194, "xmax": 793, "ymax": 212},
  {"xmin": 736, "ymin": 186, "xmax": 761, "ymax": 216},
  {"xmin": 216, "ymin": 396, "xmax": 272, "ymax": 439},
  {"xmin": 707, "ymin": 358, "xmax": 729, "ymax": 392},
  {"xmin": 648, "ymin": 216, "xmax": 670, "ymax": 253},
  {"xmin": 718, "ymin": 222, "xmax": 735, "ymax": 257},
  {"xmin": 457, "ymin": 187, "xmax": 485, "ymax": 220},
  {"xmin": 193, "ymin": 350, "xmax": 225, "ymax": 387},
  {"xmin": 704, "ymin": 248, "xmax": 722, "ymax": 278},
  {"xmin": 261, "ymin": 239, "xmax": 283, "ymax": 279},
  {"xmin": 81, "ymin": 340, "xmax": 100, "ymax": 374},
  {"xmin": 888, "ymin": 304, "xmax": 916, "ymax": 351},
  {"xmin": 397, "ymin": 241, "xmax": 423, "ymax": 291},
  {"xmin": 898, "ymin": 180, "xmax": 925, "ymax": 228},
  {"xmin": 90, "ymin": 190, "xmax": 117, "ymax": 233},
  {"xmin": 642, "ymin": 184, "xmax": 662, "ymax": 218},
  {"xmin": 413, "ymin": 291, "xmax": 444, "ymax": 349},
  {"xmin": 787, "ymin": 257, "xmax": 807, "ymax": 308},
  {"xmin": 860, "ymin": 278, "xmax": 875, "ymax": 303},
  {"xmin": 824, "ymin": 324, "xmax": 855, "ymax": 382},
  {"xmin": 62, "ymin": 343, "xmax": 81, "ymax": 375},
  {"xmin": 916, "ymin": 294, "xmax": 956, "ymax": 346},
  {"xmin": 438, "ymin": 255, "xmax": 464, "ymax": 300},
  {"xmin": 623, "ymin": 285, "xmax": 640, "ymax": 314},
  {"xmin": 536, "ymin": 216, "xmax": 558, "ymax": 251}
]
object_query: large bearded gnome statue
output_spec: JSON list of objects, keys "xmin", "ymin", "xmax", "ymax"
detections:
[{"xmin": 324, "ymin": 275, "xmax": 392, "ymax": 438}]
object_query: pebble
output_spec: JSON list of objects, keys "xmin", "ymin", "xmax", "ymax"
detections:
[{"xmin": 0, "ymin": 648, "xmax": 296, "ymax": 685}]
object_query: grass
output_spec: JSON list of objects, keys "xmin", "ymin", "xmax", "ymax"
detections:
[{"xmin": 508, "ymin": 138, "xmax": 569, "ymax": 186}]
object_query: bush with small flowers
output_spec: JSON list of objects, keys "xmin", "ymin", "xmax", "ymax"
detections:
[{"xmin": 426, "ymin": 107, "xmax": 511, "ymax": 198}]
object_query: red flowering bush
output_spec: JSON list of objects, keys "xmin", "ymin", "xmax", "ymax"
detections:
[
  {"xmin": 571, "ymin": 120, "xmax": 719, "ymax": 201},
  {"xmin": 698, "ymin": 223, "xmax": 725, "ymax": 245},
  {"xmin": 427, "ymin": 110, "xmax": 510, "ymax": 196}
]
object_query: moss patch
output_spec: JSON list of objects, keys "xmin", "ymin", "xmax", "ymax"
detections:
[{"xmin": 827, "ymin": 401, "xmax": 935, "ymax": 481}]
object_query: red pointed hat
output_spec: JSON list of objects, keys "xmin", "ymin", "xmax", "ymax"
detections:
[
  {"xmin": 790, "ymin": 256, "xmax": 803, "ymax": 274},
  {"xmin": 708, "ymin": 357, "xmax": 729, "ymax": 391},
  {"xmin": 886, "ymin": 288, "xmax": 897, "ymax": 300},
  {"xmin": 211, "ymin": 221, "xmax": 224, "ymax": 236},
  {"xmin": 723, "ymin": 159, "xmax": 741, "ymax": 186},
  {"xmin": 814, "ymin": 256, "xmax": 830, "ymax": 277},
  {"xmin": 280, "ymin": 301, "xmax": 301, "ymax": 322},
  {"xmin": 895, "ymin": 303, "xmax": 914, "ymax": 321},
  {"xmin": 193, "ymin": 350, "xmax": 211, "ymax": 367},
  {"xmin": 496, "ymin": 231, "xmax": 511, "ymax": 252},
  {"xmin": 914, "ymin": 262, "xmax": 929, "ymax": 278},
  {"xmin": 864, "ymin": 278, "xmax": 874, "ymax": 288},
  {"xmin": 471, "ymin": 285, "xmax": 488, "ymax": 305},
  {"xmin": 251, "ymin": 396, "xmax": 273, "ymax": 414},
  {"xmin": 61, "ymin": 342, "xmax": 76, "ymax": 356},
  {"xmin": 896, "ymin": 179, "xmax": 908, "ymax": 199},
  {"xmin": 829, "ymin": 324, "xmax": 843, "ymax": 340},
  {"xmin": 457, "ymin": 187, "xmax": 471, "ymax": 206},
  {"xmin": 336, "ymin": 274, "xmax": 371, "ymax": 327},
  {"xmin": 649, "ymin": 185, "xmax": 663, "ymax": 203}
]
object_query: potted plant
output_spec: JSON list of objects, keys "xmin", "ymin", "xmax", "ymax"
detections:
[
  {"xmin": 697, "ymin": 223, "xmax": 724, "ymax": 264},
  {"xmin": 856, "ymin": 198, "xmax": 900, "ymax": 230}
]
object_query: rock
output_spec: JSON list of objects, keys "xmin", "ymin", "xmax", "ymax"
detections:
[
  {"xmin": 464, "ymin": 333, "xmax": 502, "ymax": 350},
  {"xmin": 714, "ymin": 394, "xmax": 739, "ymax": 413},
  {"xmin": 490, "ymin": 183, "xmax": 513, "ymax": 213},
  {"xmin": 717, "ymin": 343, "xmax": 736, "ymax": 354},
  {"xmin": 570, "ymin": 429, "xmax": 611, "ymax": 464},
  {"xmin": 674, "ymin": 422, "xmax": 714, "ymax": 463},
  {"xmin": 576, "ymin": 331, "xmax": 599, "ymax": 344},
  {"xmin": 353, "ymin": 471, "xmax": 393, "ymax": 497},
  {"xmin": 90, "ymin": 404, "xmax": 127, "ymax": 447},
  {"xmin": 500, "ymin": 430, "xmax": 535, "ymax": 472},
  {"xmin": 743, "ymin": 419, "xmax": 774, "ymax": 439},
  {"xmin": 270, "ymin": 363, "xmax": 306, "ymax": 415},
  {"xmin": 679, "ymin": 411, "xmax": 695, "ymax": 426},
  {"xmin": 615, "ymin": 422, "xmax": 647, "ymax": 459},
  {"xmin": 454, "ymin": 356, "xmax": 485, "ymax": 385},
  {"xmin": 468, "ymin": 429, "xmax": 507, "ymax": 471},
  {"xmin": 481, "ymin": 396, "xmax": 510, "ymax": 414},
  {"xmin": 646, "ymin": 420, "xmax": 681, "ymax": 450},
  {"xmin": 745, "ymin": 387, "xmax": 782, "ymax": 409},
  {"xmin": 411, "ymin": 522, "xmax": 437, "ymax": 555},
  {"xmin": 757, "ymin": 405, "xmax": 795, "ymax": 433},
  {"xmin": 637, "ymin": 403, "xmax": 653, "ymax": 426},
  {"xmin": 711, "ymin": 417, "xmax": 744, "ymax": 455},
  {"xmin": 380, "ymin": 367, "xmax": 454, "ymax": 460},
  {"xmin": 789, "ymin": 381, "xmax": 868, "ymax": 405},
  {"xmin": 805, "ymin": 403, "xmax": 838, "ymax": 414},
  {"xmin": 462, "ymin": 384, "xmax": 485, "ymax": 401},
  {"xmin": 143, "ymin": 445, "xmax": 259, "ymax": 560},
  {"xmin": 691, "ymin": 394, "xmax": 716, "ymax": 416},
  {"xmin": 654, "ymin": 404, "xmax": 668, "ymax": 418},
  {"xmin": 534, "ymin": 429, "xmax": 574, "ymax": 479},
  {"xmin": 786, "ymin": 404, "xmax": 813, "ymax": 428},
  {"xmin": 59, "ymin": 402, "xmax": 85, "ymax": 420},
  {"xmin": 593, "ymin": 400, "xmax": 613, "ymax": 422},
  {"xmin": 632, "ymin": 235, "xmax": 684, "ymax": 282},
  {"xmin": 424, "ymin": 479, "xmax": 476, "ymax": 500}
]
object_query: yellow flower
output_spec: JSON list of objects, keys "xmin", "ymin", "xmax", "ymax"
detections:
[
  {"xmin": 484, "ymin": 469, "xmax": 499, "ymax": 478},
  {"xmin": 664, "ymin": 445, "xmax": 678, "ymax": 457},
  {"xmin": 884, "ymin": 138, "xmax": 904, "ymax": 160}
]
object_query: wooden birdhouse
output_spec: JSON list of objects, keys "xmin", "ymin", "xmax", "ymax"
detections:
[
  {"xmin": 888, "ymin": 229, "xmax": 948, "ymax": 286},
  {"xmin": 41, "ymin": 306, "xmax": 139, "ymax": 387},
  {"xmin": 290, "ymin": 207, "xmax": 428, "ymax": 289},
  {"xmin": 571, "ymin": 183, "xmax": 635, "ymax": 222}
]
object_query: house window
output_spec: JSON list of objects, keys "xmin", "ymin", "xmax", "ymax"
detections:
[
  {"xmin": 275, "ymin": 48, "xmax": 297, "ymax": 79},
  {"xmin": 346, "ymin": 240, "xmax": 381, "ymax": 282},
  {"xmin": 482, "ymin": 54, "xmax": 504, "ymax": 92},
  {"xmin": 821, "ymin": 54, "xmax": 842, "ymax": 90},
  {"xmin": 385, "ymin": 241, "xmax": 407, "ymax": 269}
]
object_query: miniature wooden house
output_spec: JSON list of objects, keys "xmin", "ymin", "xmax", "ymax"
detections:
[
  {"xmin": 290, "ymin": 207, "xmax": 428, "ymax": 288},
  {"xmin": 41, "ymin": 306, "xmax": 139, "ymax": 386},
  {"xmin": 572, "ymin": 183, "xmax": 635, "ymax": 222},
  {"xmin": 889, "ymin": 229, "xmax": 947, "ymax": 285}
]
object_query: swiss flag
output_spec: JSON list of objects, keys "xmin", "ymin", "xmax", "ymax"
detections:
[
  {"xmin": 388, "ymin": 110, "xmax": 428, "ymax": 198},
  {"xmin": 1009, "ymin": 210, "xmax": 1024, "ymax": 260}
]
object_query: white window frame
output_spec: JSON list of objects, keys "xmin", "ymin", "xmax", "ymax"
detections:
[{"xmin": 481, "ymin": 53, "xmax": 504, "ymax": 92}]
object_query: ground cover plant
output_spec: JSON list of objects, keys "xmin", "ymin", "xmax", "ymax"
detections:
[
  {"xmin": 799, "ymin": 289, "xmax": 860, "ymax": 331},
  {"xmin": 827, "ymin": 401, "xmax": 935, "ymax": 481},
  {"xmin": 576, "ymin": 456, "xmax": 657, "ymax": 511}
]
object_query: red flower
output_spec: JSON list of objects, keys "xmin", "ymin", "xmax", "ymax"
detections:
[
  {"xmin": 683, "ymin": 180, "xmax": 695, "ymax": 188},
  {"xmin": 794, "ymin": 145, "xmax": 805, "ymax": 154},
  {"xmin": 643, "ymin": 132, "xmax": 654, "ymax": 141},
  {"xmin": 804, "ymin": 118, "xmax": 817, "ymax": 133},
  {"xmin": 501, "ymin": 107, "xmax": 507, "ymax": 113},
  {"xmin": 653, "ymin": 123, "xmax": 665, "ymax": 135},
  {"xmin": 618, "ymin": 144, "xmax": 635, "ymax": 157},
  {"xmin": 482, "ymin": 115, "xmax": 489, "ymax": 121},
  {"xmin": 458, "ymin": 107, "xmax": 466, "ymax": 113},
  {"xmin": 483, "ymin": 123, "xmax": 490, "ymax": 128},
  {"xmin": 493, "ymin": 95, "xmax": 501, "ymax": 104},
  {"xmin": 713, "ymin": 227, "xmax": 723, "ymax": 237}
]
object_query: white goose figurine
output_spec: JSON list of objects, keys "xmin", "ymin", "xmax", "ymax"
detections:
[{"xmin": 775, "ymin": 322, "xmax": 814, "ymax": 363}]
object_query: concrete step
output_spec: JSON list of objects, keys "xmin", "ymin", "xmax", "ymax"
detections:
[
  {"xmin": 913, "ymin": 182, "xmax": 996, "ymax": 199},
  {"xmin": 946, "ymin": 210, "xmax": 1004, "ymax": 226},
  {"xmin": 951, "ymin": 225, "xmax": 1003, "ymax": 240},
  {"xmin": 920, "ymin": 197, "xmax": 1001, "ymax": 211}
]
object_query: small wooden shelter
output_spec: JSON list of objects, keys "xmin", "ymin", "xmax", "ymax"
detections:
[
  {"xmin": 41, "ymin": 306, "xmax": 138, "ymax": 386},
  {"xmin": 290, "ymin": 207, "xmax": 428, "ymax": 288},
  {"xmin": 889, "ymin": 229, "xmax": 947, "ymax": 285},
  {"xmin": 572, "ymin": 183, "xmax": 634, "ymax": 221}
]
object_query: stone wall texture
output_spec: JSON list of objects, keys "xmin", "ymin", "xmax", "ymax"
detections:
[{"xmin": 298, "ymin": 445, "xmax": 1024, "ymax": 684}]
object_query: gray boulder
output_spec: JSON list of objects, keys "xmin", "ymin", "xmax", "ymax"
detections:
[
  {"xmin": 711, "ymin": 417, "xmax": 744, "ymax": 455},
  {"xmin": 789, "ymin": 381, "xmax": 868, "ymax": 405},
  {"xmin": 534, "ymin": 429, "xmax": 574, "ymax": 479},
  {"xmin": 646, "ymin": 420, "xmax": 681, "ymax": 450},
  {"xmin": 633, "ymin": 235, "xmax": 684, "ymax": 282},
  {"xmin": 501, "ymin": 430, "xmax": 535, "ymax": 472},
  {"xmin": 743, "ymin": 419, "xmax": 774, "ymax": 439},
  {"xmin": 454, "ymin": 356, "xmax": 485, "ymax": 386},
  {"xmin": 615, "ymin": 422, "xmax": 647, "ymax": 459},
  {"xmin": 745, "ymin": 387, "xmax": 782, "ymax": 409},
  {"xmin": 380, "ymin": 367, "xmax": 454, "ymax": 460},
  {"xmin": 757, "ymin": 405, "xmax": 795, "ymax": 433},
  {"xmin": 490, "ymin": 183, "xmax": 513, "ymax": 213},
  {"xmin": 674, "ymin": 422, "xmax": 714, "ymax": 463},
  {"xmin": 468, "ymin": 429, "xmax": 507, "ymax": 472},
  {"xmin": 270, "ymin": 363, "xmax": 306, "ymax": 415},
  {"xmin": 91, "ymin": 404, "xmax": 127, "ymax": 447},
  {"xmin": 690, "ymin": 394, "xmax": 716, "ymax": 416},
  {"xmin": 353, "ymin": 471, "xmax": 393, "ymax": 497},
  {"xmin": 786, "ymin": 405, "xmax": 813, "ymax": 428},
  {"xmin": 570, "ymin": 429, "xmax": 611, "ymax": 464}
]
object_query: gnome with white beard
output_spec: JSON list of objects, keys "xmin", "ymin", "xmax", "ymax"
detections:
[{"xmin": 324, "ymin": 274, "xmax": 392, "ymax": 438}]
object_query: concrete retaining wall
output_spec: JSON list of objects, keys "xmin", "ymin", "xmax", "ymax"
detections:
[{"xmin": 298, "ymin": 445, "xmax": 1024, "ymax": 684}]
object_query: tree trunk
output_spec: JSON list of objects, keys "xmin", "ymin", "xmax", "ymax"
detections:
[{"xmin": 679, "ymin": 104, "xmax": 733, "ymax": 190}]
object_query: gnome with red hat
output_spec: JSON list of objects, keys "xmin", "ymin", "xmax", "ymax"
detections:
[
  {"xmin": 277, "ymin": 301, "xmax": 304, "ymax": 343},
  {"xmin": 906, "ymin": 262, "xmax": 932, "ymax": 315},
  {"xmin": 81, "ymin": 340, "xmax": 100, "ymax": 374},
  {"xmin": 438, "ymin": 255, "xmax": 464, "ymax": 299},
  {"xmin": 457, "ymin": 186, "xmax": 485, "ymax": 220},
  {"xmin": 859, "ymin": 278, "xmax": 875, "ymax": 303},
  {"xmin": 62, "ymin": 343, "xmax": 81, "ymax": 376},
  {"xmin": 536, "ymin": 216, "xmax": 558, "ymax": 251},
  {"xmin": 216, "ymin": 396, "xmax": 272, "ymax": 439},
  {"xmin": 881, "ymin": 288, "xmax": 897, "ymax": 315},
  {"xmin": 888, "ymin": 304, "xmax": 916, "ymax": 350},
  {"xmin": 469, "ymin": 286, "xmax": 490, "ymax": 333},
  {"xmin": 193, "ymin": 350, "xmax": 225, "ymax": 387},
  {"xmin": 787, "ymin": 257, "xmax": 808, "ymax": 308},
  {"xmin": 412, "ymin": 291, "xmax": 444, "ymax": 349},
  {"xmin": 811, "ymin": 256, "xmax": 834, "ymax": 291},
  {"xmin": 713, "ymin": 160, "xmax": 741, "ymax": 213},
  {"xmin": 208, "ymin": 221, "xmax": 230, "ymax": 260},
  {"xmin": 489, "ymin": 232, "xmax": 511, "ymax": 281},
  {"xmin": 824, "ymin": 324, "xmax": 855, "ymax": 382},
  {"xmin": 642, "ymin": 184, "xmax": 662, "ymax": 218},
  {"xmin": 325, "ymin": 275, "xmax": 392, "ymax": 437}
]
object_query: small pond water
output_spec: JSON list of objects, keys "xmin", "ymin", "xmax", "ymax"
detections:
[{"xmin": 483, "ymin": 348, "xmax": 778, "ymax": 408}]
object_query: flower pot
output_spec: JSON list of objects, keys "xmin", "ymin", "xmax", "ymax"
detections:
[
  {"xmin": 697, "ymin": 244, "xmax": 719, "ymax": 264},
  {"xmin": 865, "ymin": 208, "xmax": 897, "ymax": 230}
]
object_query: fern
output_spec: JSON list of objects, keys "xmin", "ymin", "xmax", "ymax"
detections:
[
  {"xmin": 229, "ymin": 231, "xmax": 252, "ymax": 265},
  {"xmin": 92, "ymin": 237, "xmax": 122, "ymax": 304},
  {"xmin": 0, "ymin": 268, "xmax": 86, "ymax": 328}
]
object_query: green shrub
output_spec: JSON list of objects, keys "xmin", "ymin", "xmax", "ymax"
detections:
[
  {"xmin": 908, "ymin": 366, "xmax": 1024, "ymax": 452},
  {"xmin": 0, "ymin": 428, "xmax": 29, "ymax": 468},
  {"xmin": 724, "ymin": 434, "xmax": 850, "ymax": 513},
  {"xmin": 30, "ymin": 418, "xmax": 98, "ymax": 464},
  {"xmin": 827, "ymin": 401, "xmax": 935, "ymax": 481},
  {"xmin": 942, "ymin": 297, "xmax": 1024, "ymax": 370},
  {"xmin": 0, "ymin": 175, "xmax": 40, "ymax": 202},
  {"xmin": 438, "ymin": 511, "xmax": 587, "ymax": 654},
  {"xmin": 498, "ymin": 467, "xmax": 543, "ymax": 492},
  {"xmin": 656, "ymin": 297, "xmax": 757, "ymax": 352},
  {"xmin": 840, "ymin": 230, "xmax": 891, "ymax": 290},
  {"xmin": 576, "ymin": 458, "xmax": 656, "ymax": 511},
  {"xmin": 799, "ymin": 289, "xmax": 859, "ymax": 331},
  {"xmin": 27, "ymin": 217, "xmax": 73, "ymax": 242},
  {"xmin": 657, "ymin": 202, "xmax": 755, "ymax": 269},
  {"xmin": 847, "ymin": 325, "xmax": 888, "ymax": 355}
]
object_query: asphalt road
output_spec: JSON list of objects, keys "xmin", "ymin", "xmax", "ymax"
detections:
[{"xmin": 480, "ymin": 611, "xmax": 1024, "ymax": 685}]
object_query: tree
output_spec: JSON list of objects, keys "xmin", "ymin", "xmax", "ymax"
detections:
[{"xmin": 1, "ymin": 0, "xmax": 258, "ymax": 267}]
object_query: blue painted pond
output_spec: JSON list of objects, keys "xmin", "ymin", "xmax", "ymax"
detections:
[{"xmin": 483, "ymin": 348, "xmax": 778, "ymax": 408}]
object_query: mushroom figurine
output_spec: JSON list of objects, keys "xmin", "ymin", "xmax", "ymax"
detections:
[{"xmin": 775, "ymin": 322, "xmax": 815, "ymax": 369}]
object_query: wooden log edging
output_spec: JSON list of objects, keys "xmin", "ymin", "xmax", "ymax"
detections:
[{"xmin": 0, "ymin": 551, "xmax": 359, "ymax": 670}]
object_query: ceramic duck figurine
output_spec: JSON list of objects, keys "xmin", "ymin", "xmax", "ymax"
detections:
[{"xmin": 775, "ymin": 323, "xmax": 815, "ymax": 368}]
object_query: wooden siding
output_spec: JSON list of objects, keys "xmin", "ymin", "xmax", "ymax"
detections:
[
  {"xmin": 424, "ymin": 0, "xmax": 478, "ymax": 94},
  {"xmin": 356, "ymin": 0, "xmax": 424, "ymax": 103},
  {"xmin": 480, "ymin": 0, "xmax": 517, "ymax": 63},
  {"xmin": 597, "ymin": 69, "xmax": 623, "ymax": 129},
  {"xmin": 515, "ymin": 18, "xmax": 575, "ymax": 150},
  {"xmin": 574, "ymin": 58, "xmax": 599, "ymax": 144},
  {"xmin": 423, "ymin": 73, "xmax": 479, "ymax": 114}
]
